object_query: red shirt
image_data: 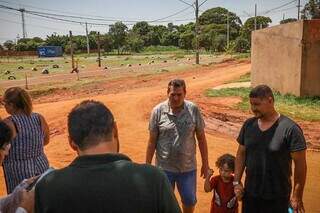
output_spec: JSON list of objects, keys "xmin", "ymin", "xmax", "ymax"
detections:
[{"xmin": 210, "ymin": 175, "xmax": 238, "ymax": 213}]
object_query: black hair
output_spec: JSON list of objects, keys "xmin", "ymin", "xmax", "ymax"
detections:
[
  {"xmin": 167, "ymin": 79, "xmax": 186, "ymax": 93},
  {"xmin": 249, "ymin": 85, "xmax": 274, "ymax": 101},
  {"xmin": 215, "ymin": 154, "xmax": 235, "ymax": 172},
  {"xmin": 0, "ymin": 121, "xmax": 12, "ymax": 148},
  {"xmin": 68, "ymin": 100, "xmax": 114, "ymax": 150}
]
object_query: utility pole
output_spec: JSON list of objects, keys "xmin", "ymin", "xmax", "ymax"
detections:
[
  {"xmin": 227, "ymin": 13, "xmax": 230, "ymax": 48},
  {"xmin": 254, "ymin": 4, "xmax": 257, "ymax": 31},
  {"xmin": 69, "ymin": 30, "xmax": 75, "ymax": 70},
  {"xmin": 297, "ymin": 0, "xmax": 301, "ymax": 20},
  {"xmin": 25, "ymin": 72, "xmax": 28, "ymax": 90},
  {"xmin": 195, "ymin": 0, "xmax": 199, "ymax": 64},
  {"xmin": 16, "ymin": 34, "xmax": 20, "ymax": 44},
  {"xmin": 85, "ymin": 22, "xmax": 90, "ymax": 56},
  {"xmin": 19, "ymin": 8, "xmax": 27, "ymax": 38},
  {"xmin": 97, "ymin": 32, "xmax": 101, "ymax": 67},
  {"xmin": 283, "ymin": 13, "xmax": 285, "ymax": 21}
]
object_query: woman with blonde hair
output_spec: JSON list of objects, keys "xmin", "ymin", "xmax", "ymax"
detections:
[{"xmin": 1, "ymin": 87, "xmax": 50, "ymax": 193}]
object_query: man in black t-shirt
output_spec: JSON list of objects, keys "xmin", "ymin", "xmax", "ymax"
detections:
[{"xmin": 233, "ymin": 85, "xmax": 307, "ymax": 213}]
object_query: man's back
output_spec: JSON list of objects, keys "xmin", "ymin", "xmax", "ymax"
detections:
[{"xmin": 35, "ymin": 153, "xmax": 181, "ymax": 213}]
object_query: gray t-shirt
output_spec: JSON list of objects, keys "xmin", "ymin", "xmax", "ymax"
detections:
[{"xmin": 149, "ymin": 100, "xmax": 205, "ymax": 173}]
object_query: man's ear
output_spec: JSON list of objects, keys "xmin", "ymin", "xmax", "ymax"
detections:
[{"xmin": 68, "ymin": 136, "xmax": 79, "ymax": 152}]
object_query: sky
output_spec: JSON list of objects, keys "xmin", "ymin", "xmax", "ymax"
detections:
[{"xmin": 0, "ymin": 0, "xmax": 308, "ymax": 43}]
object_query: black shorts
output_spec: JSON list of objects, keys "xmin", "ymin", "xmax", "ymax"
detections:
[{"xmin": 242, "ymin": 195, "xmax": 289, "ymax": 213}]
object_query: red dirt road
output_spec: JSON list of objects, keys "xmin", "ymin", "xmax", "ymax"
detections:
[{"xmin": 1, "ymin": 62, "xmax": 319, "ymax": 212}]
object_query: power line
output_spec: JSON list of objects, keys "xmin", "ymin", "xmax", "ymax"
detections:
[
  {"xmin": 0, "ymin": 17, "xmax": 83, "ymax": 33},
  {"xmin": 150, "ymin": 5, "xmax": 194, "ymax": 22},
  {"xmin": 199, "ymin": 0, "xmax": 209, "ymax": 7},
  {"xmin": 0, "ymin": 0, "xmax": 139, "ymax": 20},
  {"xmin": 0, "ymin": 8, "xmax": 83, "ymax": 27},
  {"xmin": 176, "ymin": 0, "xmax": 194, "ymax": 7},
  {"xmin": 261, "ymin": 0, "xmax": 297, "ymax": 15},
  {"xmin": 241, "ymin": 1, "xmax": 298, "ymax": 18},
  {"xmin": 26, "ymin": 9, "xmax": 142, "ymax": 23},
  {"xmin": 0, "ymin": 1, "xmax": 196, "ymax": 24}
]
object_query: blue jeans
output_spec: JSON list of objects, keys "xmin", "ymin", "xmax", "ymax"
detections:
[{"xmin": 164, "ymin": 170, "xmax": 197, "ymax": 206}]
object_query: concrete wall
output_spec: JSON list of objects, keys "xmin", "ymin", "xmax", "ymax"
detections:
[
  {"xmin": 251, "ymin": 21, "xmax": 304, "ymax": 96},
  {"xmin": 251, "ymin": 20, "xmax": 320, "ymax": 97},
  {"xmin": 301, "ymin": 20, "xmax": 320, "ymax": 96}
]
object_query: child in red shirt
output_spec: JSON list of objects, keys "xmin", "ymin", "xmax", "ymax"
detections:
[{"xmin": 204, "ymin": 154, "xmax": 238, "ymax": 213}]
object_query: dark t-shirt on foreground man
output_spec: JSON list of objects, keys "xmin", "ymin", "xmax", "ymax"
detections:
[{"xmin": 35, "ymin": 100, "xmax": 181, "ymax": 213}]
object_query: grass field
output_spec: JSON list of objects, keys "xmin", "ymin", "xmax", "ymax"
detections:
[
  {"xmin": 206, "ymin": 87, "xmax": 320, "ymax": 121},
  {"xmin": 0, "ymin": 51, "xmax": 234, "ymax": 81},
  {"xmin": 0, "ymin": 52, "xmax": 203, "ymax": 81}
]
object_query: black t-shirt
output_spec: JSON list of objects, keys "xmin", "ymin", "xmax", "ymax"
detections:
[
  {"xmin": 35, "ymin": 154, "xmax": 181, "ymax": 213},
  {"xmin": 237, "ymin": 115, "xmax": 306, "ymax": 199}
]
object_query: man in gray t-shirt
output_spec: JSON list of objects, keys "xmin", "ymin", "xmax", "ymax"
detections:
[{"xmin": 146, "ymin": 79, "xmax": 210, "ymax": 213}]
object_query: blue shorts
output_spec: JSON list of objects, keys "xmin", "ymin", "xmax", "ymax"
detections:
[{"xmin": 164, "ymin": 170, "xmax": 197, "ymax": 206}]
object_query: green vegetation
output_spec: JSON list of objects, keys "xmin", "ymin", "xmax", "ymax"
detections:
[
  {"xmin": 1, "ymin": 1, "xmax": 318, "ymax": 55},
  {"xmin": 230, "ymin": 72, "xmax": 251, "ymax": 83},
  {"xmin": 301, "ymin": 0, "xmax": 320, "ymax": 19},
  {"xmin": 0, "ymin": 7, "xmax": 278, "ymax": 55},
  {"xmin": 206, "ymin": 87, "xmax": 320, "ymax": 121},
  {"xmin": 280, "ymin": 18, "xmax": 298, "ymax": 24}
]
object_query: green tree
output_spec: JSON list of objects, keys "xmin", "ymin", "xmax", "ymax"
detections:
[
  {"xmin": 15, "ymin": 37, "xmax": 45, "ymax": 51},
  {"xmin": 161, "ymin": 31, "xmax": 180, "ymax": 46},
  {"xmin": 126, "ymin": 32, "xmax": 144, "ymax": 52},
  {"xmin": 234, "ymin": 37, "xmax": 250, "ymax": 53},
  {"xmin": 147, "ymin": 25, "xmax": 168, "ymax": 46},
  {"xmin": 199, "ymin": 7, "xmax": 242, "ymax": 32},
  {"xmin": 109, "ymin": 21, "xmax": 128, "ymax": 54},
  {"xmin": 241, "ymin": 16, "xmax": 272, "ymax": 41},
  {"xmin": 132, "ymin": 21, "xmax": 150, "ymax": 35},
  {"xmin": 0, "ymin": 44, "xmax": 3, "ymax": 51},
  {"xmin": 280, "ymin": 18, "xmax": 298, "ymax": 24},
  {"xmin": 179, "ymin": 31, "xmax": 194, "ymax": 50},
  {"xmin": 3, "ymin": 40, "xmax": 15, "ymax": 50},
  {"xmin": 211, "ymin": 34, "xmax": 227, "ymax": 52},
  {"xmin": 15, "ymin": 42, "xmax": 28, "ymax": 51},
  {"xmin": 45, "ymin": 34, "xmax": 69, "ymax": 50},
  {"xmin": 301, "ymin": 0, "xmax": 320, "ymax": 19},
  {"xmin": 177, "ymin": 22, "xmax": 195, "ymax": 50},
  {"xmin": 132, "ymin": 21, "xmax": 151, "ymax": 46},
  {"xmin": 73, "ymin": 35, "xmax": 87, "ymax": 52},
  {"xmin": 167, "ymin": 23, "xmax": 178, "ymax": 32},
  {"xmin": 87, "ymin": 31, "xmax": 98, "ymax": 50},
  {"xmin": 198, "ymin": 7, "xmax": 242, "ymax": 51},
  {"xmin": 101, "ymin": 34, "xmax": 113, "ymax": 53}
]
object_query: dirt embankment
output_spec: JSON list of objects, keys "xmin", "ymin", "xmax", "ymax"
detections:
[{"xmin": 192, "ymin": 95, "xmax": 320, "ymax": 152}]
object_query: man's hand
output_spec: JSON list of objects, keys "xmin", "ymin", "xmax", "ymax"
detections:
[
  {"xmin": 0, "ymin": 143, "xmax": 10, "ymax": 164},
  {"xmin": 290, "ymin": 196, "xmax": 305, "ymax": 213},
  {"xmin": 234, "ymin": 183, "xmax": 244, "ymax": 201},
  {"xmin": 19, "ymin": 189, "xmax": 35, "ymax": 213},
  {"xmin": 200, "ymin": 163, "xmax": 209, "ymax": 178}
]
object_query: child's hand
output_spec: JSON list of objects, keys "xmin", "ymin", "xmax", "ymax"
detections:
[{"xmin": 207, "ymin": 169, "xmax": 214, "ymax": 178}]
